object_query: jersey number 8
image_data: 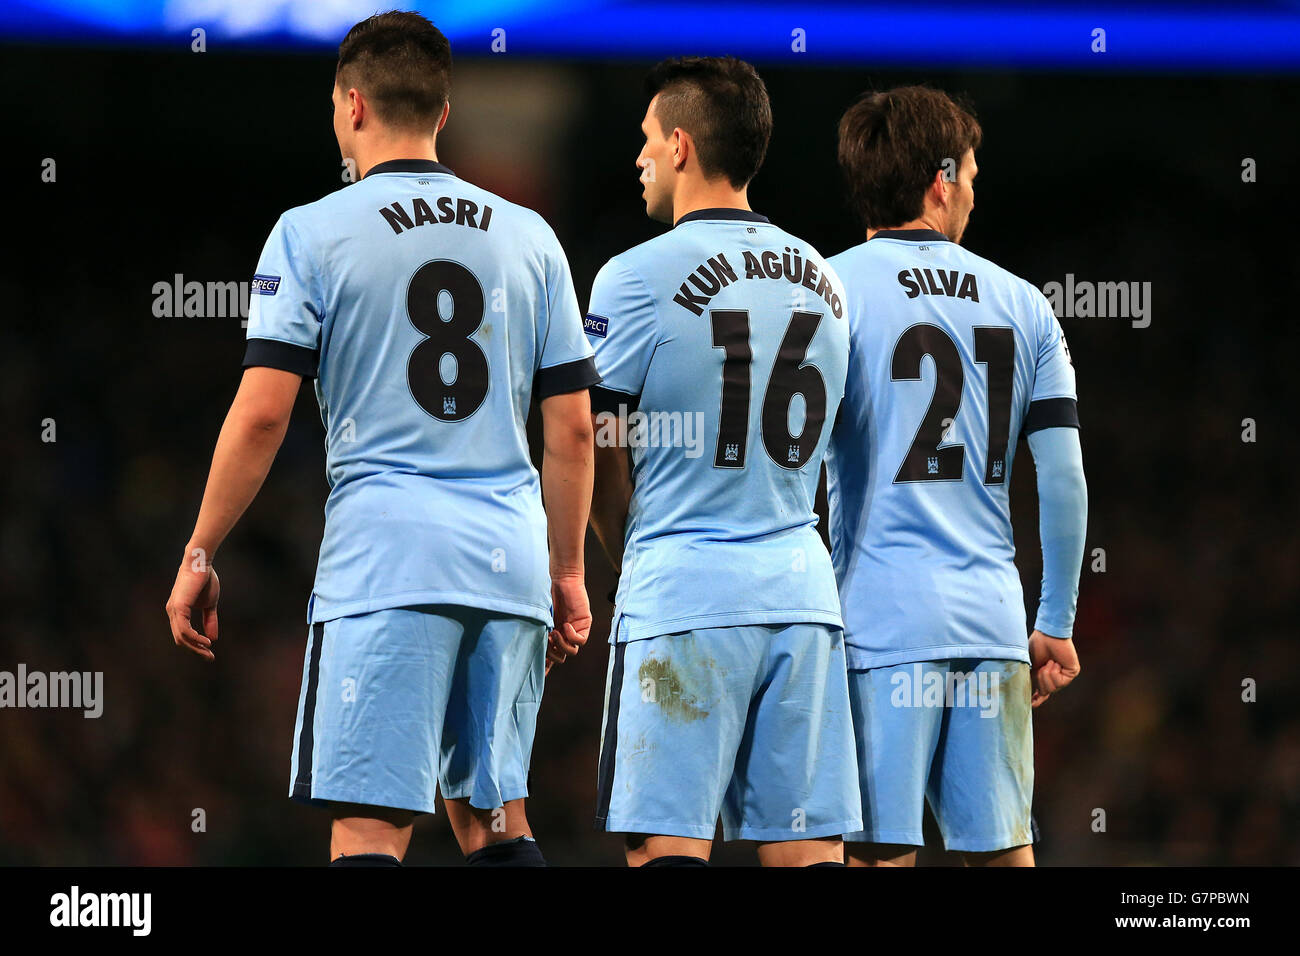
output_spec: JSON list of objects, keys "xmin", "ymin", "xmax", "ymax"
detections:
[{"xmin": 406, "ymin": 259, "xmax": 490, "ymax": 422}]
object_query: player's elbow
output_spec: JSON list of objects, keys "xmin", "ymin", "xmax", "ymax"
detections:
[
  {"xmin": 1042, "ymin": 455, "xmax": 1087, "ymax": 511},
  {"xmin": 230, "ymin": 367, "xmax": 300, "ymax": 436},
  {"xmin": 232, "ymin": 401, "xmax": 292, "ymax": 438},
  {"xmin": 541, "ymin": 391, "xmax": 595, "ymax": 457}
]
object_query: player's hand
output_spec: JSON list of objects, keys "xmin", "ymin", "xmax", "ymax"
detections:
[
  {"xmin": 546, "ymin": 573, "xmax": 591, "ymax": 672},
  {"xmin": 1028, "ymin": 630, "xmax": 1079, "ymax": 707},
  {"xmin": 167, "ymin": 556, "xmax": 221, "ymax": 661}
]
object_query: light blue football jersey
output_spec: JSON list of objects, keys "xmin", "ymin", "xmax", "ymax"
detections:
[
  {"xmin": 587, "ymin": 208, "xmax": 849, "ymax": 642},
  {"xmin": 825, "ymin": 228, "xmax": 1079, "ymax": 669},
  {"xmin": 243, "ymin": 159, "xmax": 600, "ymax": 627}
]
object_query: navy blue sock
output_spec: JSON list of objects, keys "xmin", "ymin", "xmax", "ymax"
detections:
[
  {"xmin": 330, "ymin": 852, "xmax": 402, "ymax": 867},
  {"xmin": 465, "ymin": 835, "xmax": 546, "ymax": 867},
  {"xmin": 642, "ymin": 855, "xmax": 709, "ymax": 867}
]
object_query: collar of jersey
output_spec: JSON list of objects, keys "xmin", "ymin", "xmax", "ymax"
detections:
[
  {"xmin": 871, "ymin": 228, "xmax": 949, "ymax": 242},
  {"xmin": 364, "ymin": 159, "xmax": 456, "ymax": 178},
  {"xmin": 674, "ymin": 207, "xmax": 770, "ymax": 227}
]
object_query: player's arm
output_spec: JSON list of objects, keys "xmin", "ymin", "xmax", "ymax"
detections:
[
  {"xmin": 166, "ymin": 366, "xmax": 301, "ymax": 659},
  {"xmin": 589, "ymin": 407, "xmax": 631, "ymax": 569},
  {"xmin": 583, "ymin": 258, "xmax": 658, "ymax": 574},
  {"xmin": 1023, "ymin": 292, "xmax": 1087, "ymax": 705},
  {"xmin": 1025, "ymin": 424, "xmax": 1087, "ymax": 706},
  {"xmin": 535, "ymin": 233, "xmax": 604, "ymax": 669},
  {"xmin": 541, "ymin": 389, "xmax": 596, "ymax": 665}
]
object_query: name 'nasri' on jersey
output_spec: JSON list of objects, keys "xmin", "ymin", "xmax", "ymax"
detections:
[
  {"xmin": 826, "ymin": 228, "xmax": 1079, "ymax": 669},
  {"xmin": 244, "ymin": 159, "xmax": 599, "ymax": 628},
  {"xmin": 586, "ymin": 208, "xmax": 850, "ymax": 643}
]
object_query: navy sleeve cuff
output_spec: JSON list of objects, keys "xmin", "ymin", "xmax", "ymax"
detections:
[
  {"xmin": 590, "ymin": 385, "xmax": 639, "ymax": 415},
  {"xmin": 1021, "ymin": 397, "xmax": 1079, "ymax": 438},
  {"xmin": 243, "ymin": 338, "xmax": 318, "ymax": 379},
  {"xmin": 535, "ymin": 356, "xmax": 602, "ymax": 400}
]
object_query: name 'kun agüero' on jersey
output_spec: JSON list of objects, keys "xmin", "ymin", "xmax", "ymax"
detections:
[{"xmin": 671, "ymin": 246, "xmax": 844, "ymax": 318}]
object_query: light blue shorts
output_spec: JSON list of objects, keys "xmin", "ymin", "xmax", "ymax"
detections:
[
  {"xmin": 289, "ymin": 604, "xmax": 546, "ymax": 815},
  {"xmin": 595, "ymin": 621, "xmax": 862, "ymax": 842},
  {"xmin": 844, "ymin": 659, "xmax": 1033, "ymax": 853}
]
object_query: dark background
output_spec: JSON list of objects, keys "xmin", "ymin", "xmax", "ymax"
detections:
[{"xmin": 1, "ymin": 44, "xmax": 1296, "ymax": 865}]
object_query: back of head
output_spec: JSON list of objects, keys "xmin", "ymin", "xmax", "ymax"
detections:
[
  {"xmin": 337, "ymin": 10, "xmax": 452, "ymax": 133},
  {"xmin": 837, "ymin": 86, "xmax": 982, "ymax": 230},
  {"xmin": 645, "ymin": 56, "xmax": 773, "ymax": 189}
]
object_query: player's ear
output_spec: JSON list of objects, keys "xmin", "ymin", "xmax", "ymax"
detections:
[
  {"xmin": 437, "ymin": 100, "xmax": 450, "ymax": 134},
  {"xmin": 349, "ymin": 87, "xmax": 365, "ymax": 131},
  {"xmin": 930, "ymin": 167, "xmax": 950, "ymax": 204},
  {"xmin": 671, "ymin": 127, "xmax": 689, "ymax": 173}
]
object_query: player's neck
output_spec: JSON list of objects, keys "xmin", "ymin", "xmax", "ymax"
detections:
[
  {"xmin": 672, "ymin": 180, "xmax": 751, "ymax": 225},
  {"xmin": 868, "ymin": 210, "xmax": 947, "ymax": 240},
  {"xmin": 356, "ymin": 136, "xmax": 442, "ymax": 179}
]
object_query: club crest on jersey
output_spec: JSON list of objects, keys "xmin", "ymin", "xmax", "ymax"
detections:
[
  {"xmin": 443, "ymin": 396, "xmax": 457, "ymax": 416},
  {"xmin": 787, "ymin": 444, "xmax": 801, "ymax": 463},
  {"xmin": 583, "ymin": 313, "xmax": 609, "ymax": 338},
  {"xmin": 927, "ymin": 456, "xmax": 940, "ymax": 474},
  {"xmin": 991, "ymin": 459, "xmax": 1004, "ymax": 479},
  {"xmin": 723, "ymin": 442, "xmax": 740, "ymax": 462},
  {"xmin": 251, "ymin": 274, "xmax": 281, "ymax": 296}
]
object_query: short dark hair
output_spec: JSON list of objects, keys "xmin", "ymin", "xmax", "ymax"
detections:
[
  {"xmin": 645, "ymin": 56, "xmax": 772, "ymax": 189},
  {"xmin": 837, "ymin": 86, "xmax": 983, "ymax": 229},
  {"xmin": 337, "ymin": 11, "xmax": 452, "ymax": 132}
]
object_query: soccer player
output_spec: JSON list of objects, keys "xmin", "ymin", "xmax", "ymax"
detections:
[
  {"xmin": 586, "ymin": 57, "xmax": 861, "ymax": 867},
  {"xmin": 825, "ymin": 86, "xmax": 1087, "ymax": 866},
  {"xmin": 163, "ymin": 12, "xmax": 599, "ymax": 866}
]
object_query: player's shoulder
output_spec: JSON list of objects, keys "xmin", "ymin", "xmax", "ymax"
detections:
[
  {"xmin": 956, "ymin": 245, "xmax": 1057, "ymax": 328},
  {"xmin": 827, "ymin": 238, "xmax": 869, "ymax": 273},
  {"xmin": 448, "ymin": 177, "xmax": 559, "ymax": 241},
  {"xmin": 771, "ymin": 226, "xmax": 838, "ymax": 276},
  {"xmin": 591, "ymin": 231, "xmax": 683, "ymax": 302},
  {"xmin": 269, "ymin": 190, "xmax": 337, "ymax": 238},
  {"xmin": 605, "ymin": 228, "xmax": 686, "ymax": 275},
  {"xmin": 951, "ymin": 243, "xmax": 1037, "ymax": 295},
  {"xmin": 769, "ymin": 223, "xmax": 830, "ymax": 259}
]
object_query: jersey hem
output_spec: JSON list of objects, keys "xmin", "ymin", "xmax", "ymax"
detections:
[
  {"xmin": 614, "ymin": 608, "xmax": 844, "ymax": 642},
  {"xmin": 845, "ymin": 644, "xmax": 1029, "ymax": 670},
  {"xmin": 308, "ymin": 589, "xmax": 552, "ymax": 628}
]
